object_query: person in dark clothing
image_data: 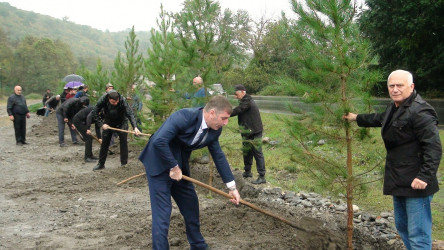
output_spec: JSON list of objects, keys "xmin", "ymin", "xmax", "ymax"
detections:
[
  {"xmin": 89, "ymin": 90, "xmax": 140, "ymax": 171},
  {"xmin": 74, "ymin": 85, "xmax": 89, "ymax": 98},
  {"xmin": 60, "ymin": 89, "xmax": 69, "ymax": 104},
  {"xmin": 56, "ymin": 96, "xmax": 89, "ymax": 147},
  {"xmin": 72, "ymin": 106, "xmax": 101, "ymax": 163},
  {"xmin": 343, "ymin": 70, "xmax": 441, "ymax": 249},
  {"xmin": 230, "ymin": 84, "xmax": 266, "ymax": 184},
  {"xmin": 42, "ymin": 89, "xmax": 52, "ymax": 106},
  {"xmin": 7, "ymin": 85, "xmax": 30, "ymax": 145},
  {"xmin": 138, "ymin": 96, "xmax": 240, "ymax": 250},
  {"xmin": 44, "ymin": 95, "xmax": 61, "ymax": 117}
]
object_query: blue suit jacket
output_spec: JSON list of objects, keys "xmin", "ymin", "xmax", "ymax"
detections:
[{"xmin": 138, "ymin": 107, "xmax": 234, "ymax": 183}]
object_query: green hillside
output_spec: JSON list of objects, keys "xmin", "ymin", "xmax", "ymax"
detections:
[{"xmin": 0, "ymin": 2, "xmax": 150, "ymax": 69}]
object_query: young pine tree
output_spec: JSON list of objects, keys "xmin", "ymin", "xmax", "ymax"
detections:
[
  {"xmin": 112, "ymin": 26, "xmax": 144, "ymax": 94},
  {"xmin": 144, "ymin": 4, "xmax": 181, "ymax": 130},
  {"xmin": 287, "ymin": 0, "xmax": 381, "ymax": 248}
]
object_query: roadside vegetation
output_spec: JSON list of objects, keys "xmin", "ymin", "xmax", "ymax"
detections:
[{"xmin": 221, "ymin": 112, "xmax": 444, "ymax": 240}]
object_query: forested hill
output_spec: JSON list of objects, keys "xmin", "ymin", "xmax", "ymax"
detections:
[{"xmin": 0, "ymin": 2, "xmax": 151, "ymax": 69}]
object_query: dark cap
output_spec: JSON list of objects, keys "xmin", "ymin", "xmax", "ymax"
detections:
[{"xmin": 234, "ymin": 84, "xmax": 246, "ymax": 91}]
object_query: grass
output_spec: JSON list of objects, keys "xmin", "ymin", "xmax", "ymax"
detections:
[{"xmin": 219, "ymin": 112, "xmax": 444, "ymax": 240}]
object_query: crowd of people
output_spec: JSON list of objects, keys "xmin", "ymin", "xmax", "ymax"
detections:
[{"xmin": 6, "ymin": 70, "xmax": 441, "ymax": 249}]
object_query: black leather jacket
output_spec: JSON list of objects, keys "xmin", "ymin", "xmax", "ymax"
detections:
[
  {"xmin": 357, "ymin": 91, "xmax": 441, "ymax": 197},
  {"xmin": 230, "ymin": 94, "xmax": 263, "ymax": 135},
  {"xmin": 90, "ymin": 92, "xmax": 137, "ymax": 129}
]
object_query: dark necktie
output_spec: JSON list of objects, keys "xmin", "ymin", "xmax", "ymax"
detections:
[{"xmin": 196, "ymin": 128, "xmax": 208, "ymax": 146}]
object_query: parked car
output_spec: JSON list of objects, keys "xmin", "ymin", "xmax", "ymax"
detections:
[{"xmin": 208, "ymin": 83, "xmax": 226, "ymax": 97}]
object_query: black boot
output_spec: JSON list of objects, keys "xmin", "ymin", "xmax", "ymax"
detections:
[
  {"xmin": 252, "ymin": 175, "xmax": 266, "ymax": 184},
  {"xmin": 242, "ymin": 171, "xmax": 252, "ymax": 178},
  {"xmin": 93, "ymin": 164, "xmax": 105, "ymax": 171}
]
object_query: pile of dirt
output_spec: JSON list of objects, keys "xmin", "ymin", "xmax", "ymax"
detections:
[{"xmin": 0, "ymin": 108, "xmax": 408, "ymax": 249}]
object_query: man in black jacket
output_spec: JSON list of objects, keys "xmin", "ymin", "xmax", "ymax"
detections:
[
  {"xmin": 7, "ymin": 85, "xmax": 30, "ymax": 145},
  {"xmin": 343, "ymin": 70, "xmax": 441, "ymax": 249},
  {"xmin": 56, "ymin": 96, "xmax": 89, "ymax": 147},
  {"xmin": 231, "ymin": 84, "xmax": 266, "ymax": 184},
  {"xmin": 89, "ymin": 90, "xmax": 140, "ymax": 171},
  {"xmin": 72, "ymin": 106, "xmax": 101, "ymax": 163}
]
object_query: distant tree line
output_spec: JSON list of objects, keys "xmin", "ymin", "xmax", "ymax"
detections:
[{"xmin": 1, "ymin": 0, "xmax": 443, "ymax": 99}]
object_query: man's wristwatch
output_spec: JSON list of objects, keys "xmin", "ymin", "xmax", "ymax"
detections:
[{"xmin": 228, "ymin": 185, "xmax": 237, "ymax": 191}]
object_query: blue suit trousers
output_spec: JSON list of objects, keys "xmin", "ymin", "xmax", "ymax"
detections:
[{"xmin": 147, "ymin": 172, "xmax": 208, "ymax": 250}]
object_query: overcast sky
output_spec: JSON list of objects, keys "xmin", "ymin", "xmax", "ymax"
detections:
[{"xmin": 2, "ymin": 0, "xmax": 298, "ymax": 32}]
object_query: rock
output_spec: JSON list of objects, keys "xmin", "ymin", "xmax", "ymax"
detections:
[
  {"xmin": 262, "ymin": 137, "xmax": 270, "ymax": 144},
  {"xmin": 299, "ymin": 192, "xmax": 310, "ymax": 199},
  {"xmin": 353, "ymin": 204, "xmax": 359, "ymax": 213},
  {"xmin": 301, "ymin": 200, "xmax": 313, "ymax": 208},
  {"xmin": 380, "ymin": 212, "xmax": 392, "ymax": 218},
  {"xmin": 269, "ymin": 140, "xmax": 279, "ymax": 146},
  {"xmin": 335, "ymin": 205, "xmax": 346, "ymax": 212},
  {"xmin": 170, "ymin": 238, "xmax": 181, "ymax": 246},
  {"xmin": 387, "ymin": 239, "xmax": 397, "ymax": 245},
  {"xmin": 361, "ymin": 212, "xmax": 371, "ymax": 221},
  {"xmin": 317, "ymin": 139, "xmax": 326, "ymax": 145},
  {"xmin": 110, "ymin": 214, "xmax": 118, "ymax": 219}
]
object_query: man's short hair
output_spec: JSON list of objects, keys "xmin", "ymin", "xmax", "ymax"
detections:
[
  {"xmin": 234, "ymin": 84, "xmax": 246, "ymax": 91},
  {"xmin": 79, "ymin": 96, "xmax": 90, "ymax": 106},
  {"xmin": 108, "ymin": 91, "xmax": 119, "ymax": 100},
  {"xmin": 105, "ymin": 83, "xmax": 114, "ymax": 89},
  {"xmin": 204, "ymin": 96, "xmax": 232, "ymax": 114}
]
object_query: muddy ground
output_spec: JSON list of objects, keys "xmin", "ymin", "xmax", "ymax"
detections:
[{"xmin": 0, "ymin": 104, "xmax": 410, "ymax": 249}]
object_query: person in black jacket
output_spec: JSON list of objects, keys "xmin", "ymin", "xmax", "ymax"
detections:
[
  {"xmin": 230, "ymin": 84, "xmax": 266, "ymax": 184},
  {"xmin": 343, "ymin": 70, "xmax": 441, "ymax": 250},
  {"xmin": 44, "ymin": 95, "xmax": 61, "ymax": 117},
  {"xmin": 89, "ymin": 90, "xmax": 140, "ymax": 171},
  {"xmin": 72, "ymin": 106, "xmax": 101, "ymax": 163},
  {"xmin": 56, "ymin": 96, "xmax": 89, "ymax": 147},
  {"xmin": 42, "ymin": 89, "xmax": 52, "ymax": 106},
  {"xmin": 7, "ymin": 85, "xmax": 30, "ymax": 145}
]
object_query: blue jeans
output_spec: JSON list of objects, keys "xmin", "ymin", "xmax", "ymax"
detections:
[{"xmin": 393, "ymin": 195, "xmax": 433, "ymax": 250}]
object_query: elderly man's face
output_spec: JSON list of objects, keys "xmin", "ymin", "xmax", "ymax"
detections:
[
  {"xmin": 387, "ymin": 71, "xmax": 414, "ymax": 107},
  {"xmin": 14, "ymin": 86, "xmax": 22, "ymax": 95}
]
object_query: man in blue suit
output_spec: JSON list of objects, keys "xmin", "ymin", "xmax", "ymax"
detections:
[{"xmin": 139, "ymin": 96, "xmax": 240, "ymax": 250}]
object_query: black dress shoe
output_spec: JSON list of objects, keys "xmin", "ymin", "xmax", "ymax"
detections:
[
  {"xmin": 93, "ymin": 164, "xmax": 105, "ymax": 171},
  {"xmin": 90, "ymin": 156, "xmax": 99, "ymax": 160},
  {"xmin": 85, "ymin": 158, "xmax": 96, "ymax": 163},
  {"xmin": 252, "ymin": 176, "xmax": 266, "ymax": 184},
  {"xmin": 21, "ymin": 141, "xmax": 28, "ymax": 144}
]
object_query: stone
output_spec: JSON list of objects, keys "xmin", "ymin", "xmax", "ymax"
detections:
[
  {"xmin": 380, "ymin": 212, "xmax": 392, "ymax": 218},
  {"xmin": 335, "ymin": 205, "xmax": 346, "ymax": 212},
  {"xmin": 301, "ymin": 200, "xmax": 313, "ymax": 208},
  {"xmin": 353, "ymin": 204, "xmax": 359, "ymax": 213},
  {"xmin": 361, "ymin": 212, "xmax": 371, "ymax": 221},
  {"xmin": 317, "ymin": 139, "xmax": 326, "ymax": 145}
]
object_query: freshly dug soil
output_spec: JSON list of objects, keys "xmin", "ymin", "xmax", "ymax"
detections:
[{"xmin": 0, "ymin": 106, "xmax": 405, "ymax": 249}]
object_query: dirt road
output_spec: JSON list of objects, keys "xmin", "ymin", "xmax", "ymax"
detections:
[{"xmin": 0, "ymin": 105, "xmax": 405, "ymax": 249}]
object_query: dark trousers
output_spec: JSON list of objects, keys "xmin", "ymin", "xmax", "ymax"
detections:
[
  {"xmin": 242, "ymin": 132, "xmax": 266, "ymax": 176},
  {"xmin": 147, "ymin": 172, "xmax": 207, "ymax": 250},
  {"xmin": 56, "ymin": 112, "xmax": 77, "ymax": 144},
  {"xmin": 73, "ymin": 122, "xmax": 93, "ymax": 159},
  {"xmin": 13, "ymin": 114, "xmax": 26, "ymax": 143},
  {"xmin": 99, "ymin": 123, "xmax": 128, "ymax": 166}
]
